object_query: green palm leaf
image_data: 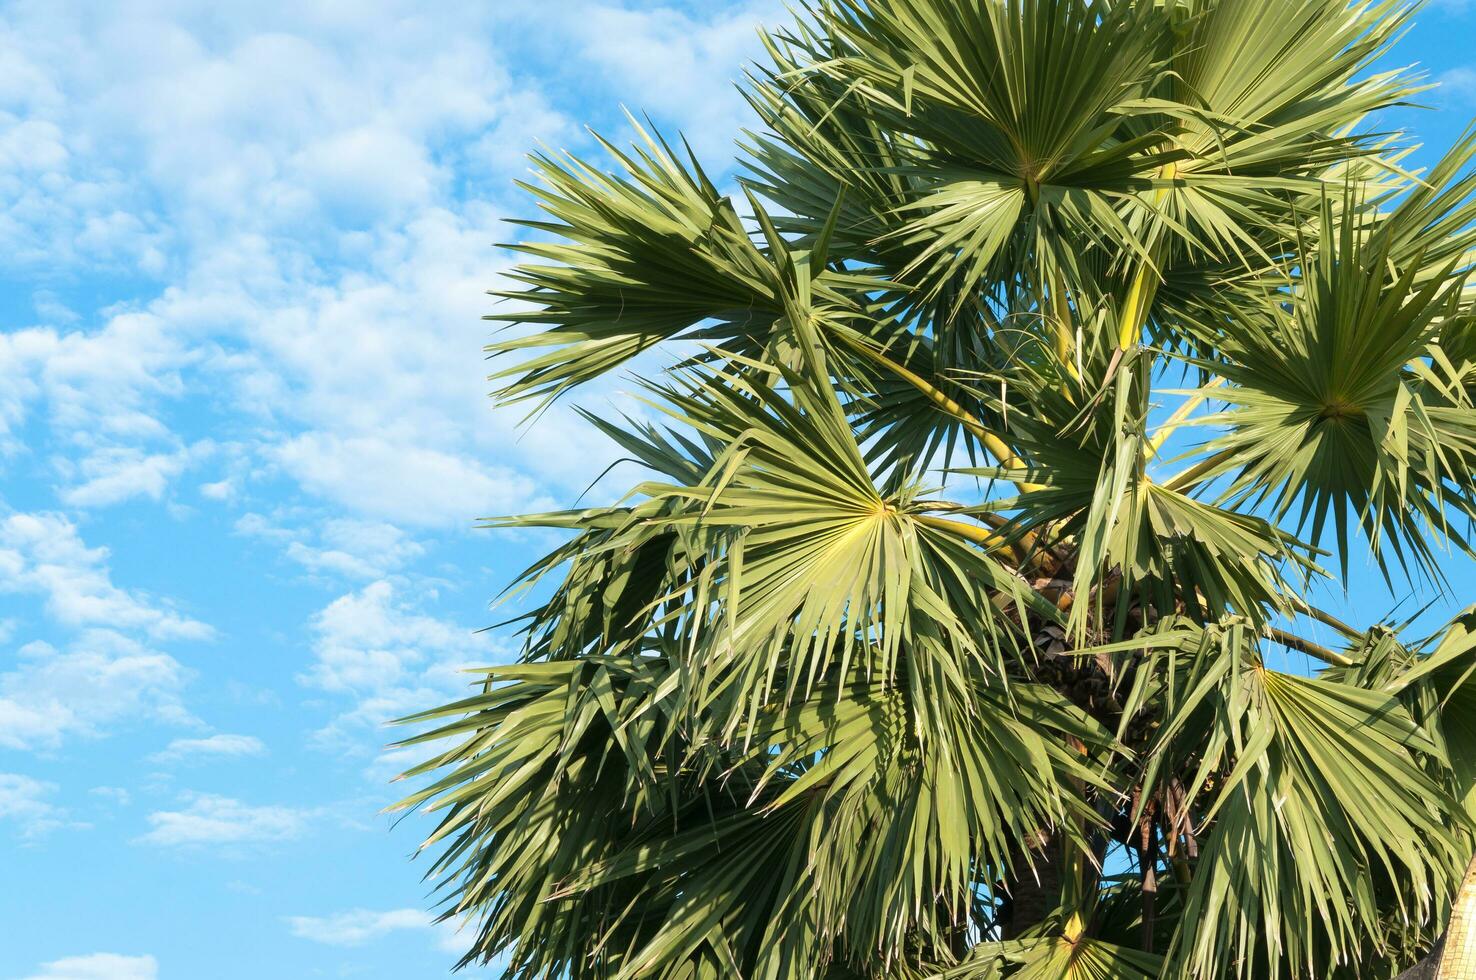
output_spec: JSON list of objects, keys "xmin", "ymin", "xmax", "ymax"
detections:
[
  {"xmin": 1185, "ymin": 193, "xmax": 1476, "ymax": 580},
  {"xmin": 395, "ymin": 2, "xmax": 1476, "ymax": 976},
  {"xmin": 1140, "ymin": 624, "xmax": 1470, "ymax": 977}
]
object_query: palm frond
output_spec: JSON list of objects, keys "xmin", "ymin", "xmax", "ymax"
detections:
[{"xmin": 396, "ymin": 2, "xmax": 1476, "ymax": 976}]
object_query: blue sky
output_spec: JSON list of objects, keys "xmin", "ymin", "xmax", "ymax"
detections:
[{"xmin": 2, "ymin": 2, "xmax": 1476, "ymax": 978}]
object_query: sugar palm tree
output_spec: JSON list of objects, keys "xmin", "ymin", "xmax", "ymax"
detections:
[{"xmin": 390, "ymin": 1, "xmax": 1476, "ymax": 977}]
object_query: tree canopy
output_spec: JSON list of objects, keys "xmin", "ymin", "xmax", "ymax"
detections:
[{"xmin": 391, "ymin": 1, "xmax": 1476, "ymax": 976}]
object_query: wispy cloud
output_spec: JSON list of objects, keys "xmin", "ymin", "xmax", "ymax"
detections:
[
  {"xmin": 1438, "ymin": 66, "xmax": 1476, "ymax": 106},
  {"xmin": 270, "ymin": 432, "xmax": 547, "ymax": 529},
  {"xmin": 148, "ymin": 733, "xmax": 266, "ymax": 765},
  {"xmin": 136, "ymin": 793, "xmax": 312, "ymax": 848},
  {"xmin": 299, "ymin": 579, "xmax": 514, "ymax": 759},
  {"xmin": 0, "ymin": 772, "xmax": 71, "ymax": 839},
  {"xmin": 15, "ymin": 953, "xmax": 158, "ymax": 980},
  {"xmin": 557, "ymin": 1, "xmax": 788, "ymax": 158},
  {"xmin": 303, "ymin": 580, "xmax": 479, "ymax": 694},
  {"xmin": 287, "ymin": 908, "xmax": 436, "ymax": 947},
  {"xmin": 89, "ymin": 786, "xmax": 131, "ymax": 806},
  {"xmin": 284, "ymin": 518, "xmax": 427, "ymax": 581},
  {"xmin": 0, "ymin": 0, "xmax": 786, "ymax": 972},
  {"xmin": 0, "ymin": 511, "xmax": 213, "ymax": 641},
  {"xmin": 0, "ymin": 630, "xmax": 193, "ymax": 750},
  {"xmin": 57, "ymin": 441, "xmax": 215, "ymax": 508},
  {"xmin": 0, "ymin": 511, "xmax": 213, "ymax": 748}
]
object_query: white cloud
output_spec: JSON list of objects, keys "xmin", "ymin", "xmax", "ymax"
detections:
[
  {"xmin": 0, "ymin": 630, "xmax": 192, "ymax": 750},
  {"xmin": 0, "ymin": 1, "xmax": 790, "ymax": 968},
  {"xmin": 288, "ymin": 519, "xmax": 425, "ymax": 579},
  {"xmin": 0, "ymin": 773, "xmax": 66, "ymax": 838},
  {"xmin": 0, "ymin": 3, "xmax": 581, "ymax": 531},
  {"xmin": 199, "ymin": 477, "xmax": 234, "ymax": 500},
  {"xmin": 272, "ymin": 432, "xmax": 544, "ymax": 528},
  {"xmin": 0, "ymin": 0, "xmax": 762, "ymax": 540},
  {"xmin": 290, "ymin": 124, "xmax": 438, "ymax": 220},
  {"xmin": 232, "ymin": 511, "xmax": 292, "ymax": 542},
  {"xmin": 89, "ymin": 786, "xmax": 131, "ymax": 806},
  {"xmin": 0, "ymin": 511, "xmax": 213, "ymax": 641},
  {"xmin": 0, "ymin": 0, "xmax": 779, "ymax": 789},
  {"xmin": 0, "ymin": 313, "xmax": 189, "ymax": 450},
  {"xmin": 148, "ymin": 733, "xmax": 266, "ymax": 765},
  {"xmin": 304, "ymin": 580, "xmax": 480, "ymax": 694},
  {"xmin": 1440, "ymin": 67, "xmax": 1476, "ymax": 105},
  {"xmin": 287, "ymin": 907, "xmax": 473, "ymax": 956},
  {"xmin": 58, "ymin": 441, "xmax": 214, "ymax": 508},
  {"xmin": 286, "ymin": 907, "xmax": 435, "ymax": 947},
  {"xmin": 15, "ymin": 954, "xmax": 157, "ymax": 980},
  {"xmin": 238, "ymin": 514, "xmax": 427, "ymax": 580},
  {"xmin": 136, "ymin": 793, "xmax": 311, "ymax": 848},
  {"xmin": 300, "ymin": 579, "xmax": 514, "ymax": 757},
  {"xmin": 558, "ymin": 1, "xmax": 786, "ymax": 158},
  {"xmin": 0, "ymin": 512, "xmax": 207, "ymax": 749}
]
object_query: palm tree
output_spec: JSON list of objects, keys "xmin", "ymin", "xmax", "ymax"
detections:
[{"xmin": 389, "ymin": 1, "xmax": 1476, "ymax": 977}]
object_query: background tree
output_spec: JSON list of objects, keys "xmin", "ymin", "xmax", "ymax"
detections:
[{"xmin": 390, "ymin": 1, "xmax": 1476, "ymax": 976}]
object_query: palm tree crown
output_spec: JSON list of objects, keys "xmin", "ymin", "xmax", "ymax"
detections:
[{"xmin": 390, "ymin": 2, "xmax": 1476, "ymax": 977}]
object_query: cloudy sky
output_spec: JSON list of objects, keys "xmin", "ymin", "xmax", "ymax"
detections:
[{"xmin": 2, "ymin": 1, "xmax": 1476, "ymax": 978}]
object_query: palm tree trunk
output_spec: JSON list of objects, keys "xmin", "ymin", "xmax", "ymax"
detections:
[
  {"xmin": 1396, "ymin": 938, "xmax": 1443, "ymax": 980},
  {"xmin": 1001, "ymin": 841, "xmax": 1064, "ymax": 939},
  {"xmin": 1397, "ymin": 852, "xmax": 1476, "ymax": 979},
  {"xmin": 1436, "ymin": 852, "xmax": 1476, "ymax": 979}
]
